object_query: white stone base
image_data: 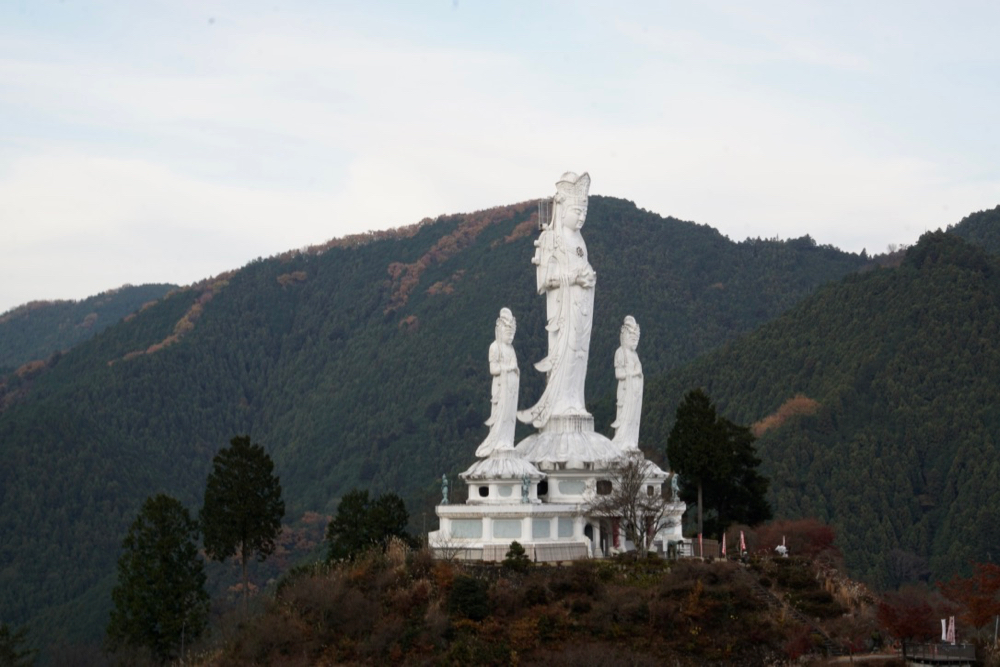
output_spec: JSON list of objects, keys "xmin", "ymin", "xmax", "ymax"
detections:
[{"xmin": 429, "ymin": 498, "xmax": 686, "ymax": 562}]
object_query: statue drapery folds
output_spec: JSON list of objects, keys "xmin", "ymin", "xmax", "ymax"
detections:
[
  {"xmin": 476, "ymin": 308, "xmax": 520, "ymax": 457},
  {"xmin": 611, "ymin": 316, "xmax": 643, "ymax": 449},
  {"xmin": 518, "ymin": 172, "xmax": 596, "ymax": 429}
]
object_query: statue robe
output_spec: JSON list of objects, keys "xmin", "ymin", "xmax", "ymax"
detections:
[
  {"xmin": 518, "ymin": 225, "xmax": 595, "ymax": 428},
  {"xmin": 476, "ymin": 339, "xmax": 519, "ymax": 457},
  {"xmin": 611, "ymin": 344, "xmax": 643, "ymax": 448}
]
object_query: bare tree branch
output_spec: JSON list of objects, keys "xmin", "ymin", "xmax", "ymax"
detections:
[{"xmin": 587, "ymin": 451, "xmax": 678, "ymax": 557}]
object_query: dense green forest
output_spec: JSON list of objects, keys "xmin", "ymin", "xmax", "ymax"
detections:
[
  {"xmin": 643, "ymin": 230, "xmax": 1000, "ymax": 589},
  {"xmin": 0, "ymin": 283, "xmax": 176, "ymax": 372},
  {"xmin": 0, "ymin": 196, "xmax": 868, "ymax": 652},
  {"xmin": 947, "ymin": 205, "xmax": 1000, "ymax": 255}
]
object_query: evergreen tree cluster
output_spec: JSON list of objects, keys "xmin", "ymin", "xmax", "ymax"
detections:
[
  {"xmin": 325, "ymin": 489, "xmax": 413, "ymax": 561},
  {"xmin": 108, "ymin": 435, "xmax": 284, "ymax": 662},
  {"xmin": 645, "ymin": 230, "xmax": 1000, "ymax": 588},
  {"xmin": 666, "ymin": 389, "xmax": 771, "ymax": 537}
]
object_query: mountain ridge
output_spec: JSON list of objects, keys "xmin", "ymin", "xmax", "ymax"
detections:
[{"xmin": 0, "ymin": 283, "xmax": 177, "ymax": 372}]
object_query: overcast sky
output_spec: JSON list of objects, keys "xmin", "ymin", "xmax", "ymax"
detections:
[{"xmin": 2, "ymin": 1, "xmax": 998, "ymax": 313}]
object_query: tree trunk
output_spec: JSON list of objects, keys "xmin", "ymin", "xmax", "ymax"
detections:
[
  {"xmin": 697, "ymin": 482, "xmax": 703, "ymax": 538},
  {"xmin": 241, "ymin": 541, "xmax": 248, "ymax": 616}
]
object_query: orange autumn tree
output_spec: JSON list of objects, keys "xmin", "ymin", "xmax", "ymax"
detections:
[
  {"xmin": 939, "ymin": 562, "xmax": 1000, "ymax": 634},
  {"xmin": 877, "ymin": 586, "xmax": 940, "ymax": 641}
]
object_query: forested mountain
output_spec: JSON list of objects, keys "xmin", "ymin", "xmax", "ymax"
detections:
[
  {"xmin": 643, "ymin": 230, "xmax": 1000, "ymax": 590},
  {"xmin": 0, "ymin": 196, "xmax": 867, "ymax": 650},
  {"xmin": 947, "ymin": 204, "xmax": 1000, "ymax": 256},
  {"xmin": 0, "ymin": 283, "xmax": 176, "ymax": 372}
]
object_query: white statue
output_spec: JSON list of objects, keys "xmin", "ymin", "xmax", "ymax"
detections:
[
  {"xmin": 611, "ymin": 316, "xmax": 643, "ymax": 448},
  {"xmin": 518, "ymin": 172, "xmax": 595, "ymax": 428},
  {"xmin": 476, "ymin": 308, "xmax": 520, "ymax": 457}
]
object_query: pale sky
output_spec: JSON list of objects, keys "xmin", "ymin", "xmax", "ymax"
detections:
[{"xmin": 2, "ymin": 0, "xmax": 999, "ymax": 314}]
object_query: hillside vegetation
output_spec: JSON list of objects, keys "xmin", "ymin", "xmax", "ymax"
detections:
[
  {"xmin": 0, "ymin": 283, "xmax": 176, "ymax": 373},
  {"xmin": 0, "ymin": 196, "xmax": 867, "ymax": 650},
  {"xmin": 644, "ymin": 230, "xmax": 1000, "ymax": 588},
  {"xmin": 199, "ymin": 543, "xmax": 876, "ymax": 666}
]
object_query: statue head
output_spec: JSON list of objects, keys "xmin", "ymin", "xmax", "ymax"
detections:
[
  {"xmin": 496, "ymin": 307, "xmax": 516, "ymax": 344},
  {"xmin": 554, "ymin": 172, "xmax": 590, "ymax": 231},
  {"xmin": 620, "ymin": 315, "xmax": 640, "ymax": 350}
]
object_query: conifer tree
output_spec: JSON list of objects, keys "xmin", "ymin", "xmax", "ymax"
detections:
[
  {"xmin": 200, "ymin": 435, "xmax": 285, "ymax": 612},
  {"xmin": 666, "ymin": 389, "xmax": 721, "ymax": 536},
  {"xmin": 326, "ymin": 489, "xmax": 413, "ymax": 560},
  {"xmin": 666, "ymin": 389, "xmax": 771, "ymax": 537},
  {"xmin": 107, "ymin": 494, "xmax": 208, "ymax": 663}
]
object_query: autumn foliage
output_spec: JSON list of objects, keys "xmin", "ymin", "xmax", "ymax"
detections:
[
  {"xmin": 500, "ymin": 215, "xmax": 538, "ymax": 245},
  {"xmin": 426, "ymin": 270, "xmax": 466, "ymax": 296},
  {"xmin": 215, "ymin": 550, "xmax": 831, "ymax": 665},
  {"xmin": 751, "ymin": 394, "xmax": 820, "ymax": 436},
  {"xmin": 939, "ymin": 562, "xmax": 1000, "ymax": 632},
  {"xmin": 114, "ymin": 277, "xmax": 231, "ymax": 363},
  {"xmin": 384, "ymin": 201, "xmax": 533, "ymax": 313},
  {"xmin": 276, "ymin": 271, "xmax": 307, "ymax": 287},
  {"xmin": 738, "ymin": 518, "xmax": 841, "ymax": 564},
  {"xmin": 877, "ymin": 586, "xmax": 940, "ymax": 641}
]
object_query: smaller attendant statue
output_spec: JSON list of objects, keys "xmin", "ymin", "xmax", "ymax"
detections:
[
  {"xmin": 442, "ymin": 474, "xmax": 449, "ymax": 505},
  {"xmin": 521, "ymin": 475, "xmax": 530, "ymax": 504},
  {"xmin": 670, "ymin": 472, "xmax": 680, "ymax": 501},
  {"xmin": 611, "ymin": 316, "xmax": 643, "ymax": 448},
  {"xmin": 476, "ymin": 308, "xmax": 520, "ymax": 457}
]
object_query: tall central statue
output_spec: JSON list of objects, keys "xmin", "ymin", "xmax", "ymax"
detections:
[{"xmin": 518, "ymin": 172, "xmax": 595, "ymax": 429}]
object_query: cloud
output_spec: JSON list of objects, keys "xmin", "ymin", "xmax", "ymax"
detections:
[{"xmin": 1, "ymin": 1, "xmax": 998, "ymax": 312}]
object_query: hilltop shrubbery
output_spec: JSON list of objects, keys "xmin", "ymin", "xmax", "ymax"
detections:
[{"xmin": 206, "ymin": 541, "xmax": 882, "ymax": 666}]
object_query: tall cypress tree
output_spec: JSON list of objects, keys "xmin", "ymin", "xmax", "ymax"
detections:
[
  {"xmin": 666, "ymin": 389, "xmax": 771, "ymax": 537},
  {"xmin": 666, "ymin": 389, "xmax": 723, "ymax": 536},
  {"xmin": 200, "ymin": 435, "xmax": 285, "ymax": 612}
]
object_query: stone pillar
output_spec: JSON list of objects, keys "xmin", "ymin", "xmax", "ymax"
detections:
[{"xmin": 483, "ymin": 516, "xmax": 493, "ymax": 541}]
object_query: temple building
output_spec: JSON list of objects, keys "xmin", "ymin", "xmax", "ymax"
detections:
[{"xmin": 427, "ymin": 172, "xmax": 686, "ymax": 561}]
